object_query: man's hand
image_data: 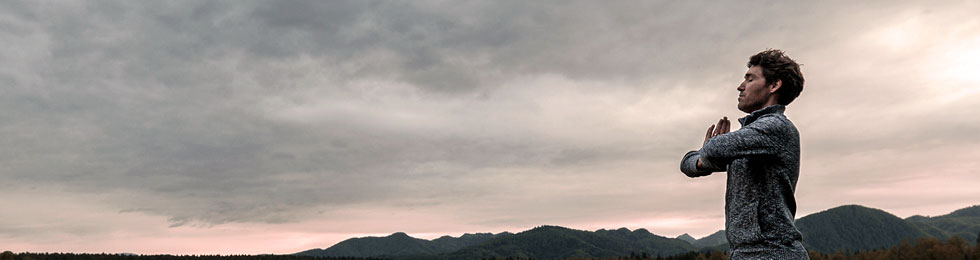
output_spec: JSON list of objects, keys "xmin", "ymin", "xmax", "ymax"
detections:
[
  {"xmin": 703, "ymin": 116, "xmax": 731, "ymax": 146},
  {"xmin": 697, "ymin": 116, "xmax": 730, "ymax": 169}
]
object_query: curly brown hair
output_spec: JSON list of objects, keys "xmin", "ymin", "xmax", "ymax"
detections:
[{"xmin": 748, "ymin": 49, "xmax": 804, "ymax": 105}]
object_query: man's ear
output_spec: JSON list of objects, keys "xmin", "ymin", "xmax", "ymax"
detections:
[{"xmin": 769, "ymin": 79, "xmax": 782, "ymax": 94}]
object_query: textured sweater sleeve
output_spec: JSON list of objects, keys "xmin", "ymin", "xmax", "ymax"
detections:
[
  {"xmin": 698, "ymin": 117, "xmax": 783, "ymax": 168},
  {"xmin": 680, "ymin": 150, "xmax": 721, "ymax": 177}
]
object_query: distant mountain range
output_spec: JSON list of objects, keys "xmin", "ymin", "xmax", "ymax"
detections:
[
  {"xmin": 296, "ymin": 204, "xmax": 980, "ymax": 259},
  {"xmin": 296, "ymin": 232, "xmax": 509, "ymax": 258}
]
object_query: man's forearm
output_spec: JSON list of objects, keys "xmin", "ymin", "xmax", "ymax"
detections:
[{"xmin": 680, "ymin": 151, "xmax": 714, "ymax": 177}]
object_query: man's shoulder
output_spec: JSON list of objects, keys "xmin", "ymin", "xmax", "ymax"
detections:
[
  {"xmin": 747, "ymin": 113, "xmax": 796, "ymax": 134},
  {"xmin": 754, "ymin": 112, "xmax": 790, "ymax": 123}
]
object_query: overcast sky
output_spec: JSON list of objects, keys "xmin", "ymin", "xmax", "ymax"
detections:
[{"xmin": 2, "ymin": 0, "xmax": 979, "ymax": 255}]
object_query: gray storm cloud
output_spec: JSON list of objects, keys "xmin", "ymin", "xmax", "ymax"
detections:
[{"xmin": 1, "ymin": 0, "xmax": 978, "ymax": 239}]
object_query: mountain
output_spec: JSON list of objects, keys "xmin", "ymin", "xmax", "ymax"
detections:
[
  {"xmin": 944, "ymin": 205, "xmax": 980, "ymax": 218},
  {"xmin": 795, "ymin": 205, "xmax": 927, "ymax": 253},
  {"xmin": 296, "ymin": 232, "xmax": 505, "ymax": 258},
  {"xmin": 442, "ymin": 226, "xmax": 696, "ymax": 260},
  {"xmin": 693, "ymin": 205, "xmax": 980, "ymax": 253},
  {"xmin": 693, "ymin": 230, "xmax": 727, "ymax": 248},
  {"xmin": 431, "ymin": 233, "xmax": 501, "ymax": 251},
  {"xmin": 298, "ymin": 204, "xmax": 980, "ymax": 259},
  {"xmin": 905, "ymin": 205, "xmax": 980, "ymax": 244},
  {"xmin": 300, "ymin": 226, "xmax": 696, "ymax": 259},
  {"xmin": 676, "ymin": 233, "xmax": 696, "ymax": 244}
]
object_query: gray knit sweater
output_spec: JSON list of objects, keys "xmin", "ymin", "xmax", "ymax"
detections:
[{"xmin": 680, "ymin": 105, "xmax": 809, "ymax": 259}]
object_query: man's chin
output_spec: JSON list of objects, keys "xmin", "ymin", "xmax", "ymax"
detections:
[{"xmin": 737, "ymin": 104, "xmax": 753, "ymax": 113}]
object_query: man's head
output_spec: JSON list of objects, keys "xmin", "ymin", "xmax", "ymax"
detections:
[{"xmin": 737, "ymin": 49, "xmax": 804, "ymax": 113}]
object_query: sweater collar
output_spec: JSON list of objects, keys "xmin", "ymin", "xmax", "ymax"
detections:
[{"xmin": 739, "ymin": 104, "xmax": 785, "ymax": 126}]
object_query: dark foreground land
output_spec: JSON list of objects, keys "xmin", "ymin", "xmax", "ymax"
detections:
[
  {"xmin": 0, "ymin": 252, "xmax": 380, "ymax": 260},
  {"xmin": 6, "ymin": 237, "xmax": 980, "ymax": 260},
  {"xmin": 478, "ymin": 237, "xmax": 980, "ymax": 260}
]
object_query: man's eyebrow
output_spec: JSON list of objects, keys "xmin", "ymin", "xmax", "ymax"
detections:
[{"xmin": 744, "ymin": 73, "xmax": 753, "ymax": 78}]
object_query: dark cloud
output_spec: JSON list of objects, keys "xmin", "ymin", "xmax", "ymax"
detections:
[{"xmin": 1, "ymin": 0, "xmax": 978, "ymax": 234}]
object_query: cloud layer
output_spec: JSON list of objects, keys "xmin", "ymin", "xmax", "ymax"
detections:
[{"xmin": 1, "ymin": 0, "xmax": 979, "ymax": 254}]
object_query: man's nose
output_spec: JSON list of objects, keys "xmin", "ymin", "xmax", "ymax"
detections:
[{"xmin": 737, "ymin": 83, "xmax": 745, "ymax": 91}]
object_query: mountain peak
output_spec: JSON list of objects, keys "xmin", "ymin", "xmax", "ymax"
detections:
[
  {"xmin": 527, "ymin": 225, "xmax": 572, "ymax": 232},
  {"xmin": 694, "ymin": 230, "xmax": 727, "ymax": 248},
  {"xmin": 388, "ymin": 232, "xmax": 411, "ymax": 238},
  {"xmin": 460, "ymin": 232, "xmax": 493, "ymax": 238},
  {"xmin": 832, "ymin": 204, "xmax": 878, "ymax": 211},
  {"xmin": 633, "ymin": 228, "xmax": 652, "ymax": 235},
  {"xmin": 818, "ymin": 205, "xmax": 898, "ymax": 218},
  {"xmin": 676, "ymin": 233, "xmax": 696, "ymax": 244}
]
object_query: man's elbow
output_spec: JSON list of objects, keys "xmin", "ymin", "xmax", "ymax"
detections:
[
  {"xmin": 681, "ymin": 168, "xmax": 709, "ymax": 178},
  {"xmin": 680, "ymin": 151, "xmax": 711, "ymax": 177}
]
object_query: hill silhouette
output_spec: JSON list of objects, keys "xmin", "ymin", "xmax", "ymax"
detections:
[
  {"xmin": 297, "ymin": 204, "xmax": 980, "ymax": 259},
  {"xmin": 795, "ymin": 205, "xmax": 926, "ymax": 252},
  {"xmin": 443, "ymin": 225, "xmax": 696, "ymax": 259},
  {"xmin": 905, "ymin": 205, "xmax": 980, "ymax": 244},
  {"xmin": 692, "ymin": 230, "xmax": 727, "ymax": 249},
  {"xmin": 295, "ymin": 232, "xmax": 507, "ymax": 258},
  {"xmin": 675, "ymin": 233, "xmax": 696, "ymax": 244}
]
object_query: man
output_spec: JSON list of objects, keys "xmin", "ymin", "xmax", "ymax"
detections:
[{"xmin": 680, "ymin": 49, "xmax": 808, "ymax": 259}]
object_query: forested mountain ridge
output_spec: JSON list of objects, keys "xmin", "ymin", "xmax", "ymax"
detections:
[
  {"xmin": 297, "ymin": 204, "xmax": 980, "ymax": 259},
  {"xmin": 447, "ymin": 225, "xmax": 696, "ymax": 259},
  {"xmin": 905, "ymin": 205, "xmax": 980, "ymax": 245},
  {"xmin": 795, "ymin": 205, "xmax": 928, "ymax": 252},
  {"xmin": 298, "ymin": 226, "xmax": 696, "ymax": 260},
  {"xmin": 295, "ymin": 232, "xmax": 508, "ymax": 258}
]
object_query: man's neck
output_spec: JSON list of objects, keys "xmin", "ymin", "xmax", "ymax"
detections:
[
  {"xmin": 740, "ymin": 104, "xmax": 786, "ymax": 126},
  {"xmin": 747, "ymin": 99, "xmax": 780, "ymax": 114}
]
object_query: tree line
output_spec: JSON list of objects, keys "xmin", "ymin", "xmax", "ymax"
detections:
[
  {"xmin": 478, "ymin": 232, "xmax": 980, "ymax": 260},
  {"xmin": 4, "ymin": 234, "xmax": 980, "ymax": 260}
]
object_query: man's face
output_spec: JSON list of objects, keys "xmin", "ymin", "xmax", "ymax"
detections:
[{"xmin": 737, "ymin": 65, "xmax": 775, "ymax": 113}]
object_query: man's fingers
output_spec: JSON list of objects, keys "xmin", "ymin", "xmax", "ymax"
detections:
[
  {"xmin": 721, "ymin": 117, "xmax": 730, "ymax": 134},
  {"xmin": 704, "ymin": 124, "xmax": 715, "ymax": 145},
  {"xmin": 714, "ymin": 118, "xmax": 725, "ymax": 136},
  {"xmin": 703, "ymin": 117, "xmax": 732, "ymax": 146}
]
